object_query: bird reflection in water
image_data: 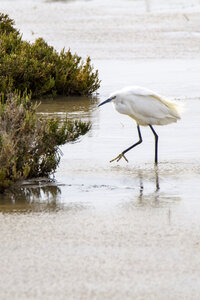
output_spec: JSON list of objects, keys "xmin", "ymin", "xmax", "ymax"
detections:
[
  {"xmin": 138, "ymin": 166, "xmax": 160, "ymax": 207},
  {"xmin": 129, "ymin": 166, "xmax": 180, "ymax": 225}
]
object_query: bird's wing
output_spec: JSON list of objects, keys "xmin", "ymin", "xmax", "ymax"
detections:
[
  {"xmin": 126, "ymin": 93, "xmax": 180, "ymax": 125},
  {"xmin": 126, "ymin": 87, "xmax": 181, "ymax": 119}
]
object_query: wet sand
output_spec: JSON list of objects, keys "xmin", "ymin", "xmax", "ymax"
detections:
[{"xmin": 1, "ymin": 0, "xmax": 200, "ymax": 299}]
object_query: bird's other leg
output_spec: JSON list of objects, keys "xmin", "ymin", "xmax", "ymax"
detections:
[
  {"xmin": 110, "ymin": 125, "xmax": 143, "ymax": 163},
  {"xmin": 149, "ymin": 125, "xmax": 158, "ymax": 165}
]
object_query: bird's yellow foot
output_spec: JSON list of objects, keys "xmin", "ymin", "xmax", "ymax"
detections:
[{"xmin": 110, "ymin": 153, "xmax": 128, "ymax": 163}]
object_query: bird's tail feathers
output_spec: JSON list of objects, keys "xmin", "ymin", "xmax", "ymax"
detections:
[{"xmin": 162, "ymin": 98, "xmax": 184, "ymax": 119}]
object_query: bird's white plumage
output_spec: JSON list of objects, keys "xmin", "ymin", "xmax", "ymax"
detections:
[
  {"xmin": 110, "ymin": 86, "xmax": 181, "ymax": 126},
  {"xmin": 98, "ymin": 85, "xmax": 181, "ymax": 164}
]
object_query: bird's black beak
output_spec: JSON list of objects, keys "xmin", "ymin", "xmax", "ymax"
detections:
[{"xmin": 98, "ymin": 96, "xmax": 116, "ymax": 107}]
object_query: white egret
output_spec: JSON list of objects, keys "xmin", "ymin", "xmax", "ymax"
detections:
[{"xmin": 98, "ymin": 86, "xmax": 181, "ymax": 164}]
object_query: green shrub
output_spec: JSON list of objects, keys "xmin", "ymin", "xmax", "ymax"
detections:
[
  {"xmin": 0, "ymin": 13, "xmax": 100, "ymax": 98},
  {"xmin": 0, "ymin": 92, "xmax": 91, "ymax": 192},
  {"xmin": 0, "ymin": 13, "xmax": 19, "ymax": 35}
]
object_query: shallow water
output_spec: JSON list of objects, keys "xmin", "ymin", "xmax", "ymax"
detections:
[{"xmin": 1, "ymin": 0, "xmax": 200, "ymax": 299}]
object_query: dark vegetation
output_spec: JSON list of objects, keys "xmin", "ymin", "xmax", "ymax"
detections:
[
  {"xmin": 0, "ymin": 13, "xmax": 100, "ymax": 98},
  {"xmin": 0, "ymin": 13, "xmax": 95, "ymax": 192},
  {"xmin": 0, "ymin": 93, "xmax": 91, "ymax": 192}
]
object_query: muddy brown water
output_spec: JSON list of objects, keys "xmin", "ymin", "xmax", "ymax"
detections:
[{"xmin": 1, "ymin": 0, "xmax": 200, "ymax": 299}]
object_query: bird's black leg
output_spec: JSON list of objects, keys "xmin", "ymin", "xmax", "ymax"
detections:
[
  {"xmin": 110, "ymin": 125, "xmax": 143, "ymax": 163},
  {"xmin": 149, "ymin": 125, "xmax": 158, "ymax": 165},
  {"xmin": 122, "ymin": 125, "xmax": 143, "ymax": 155}
]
